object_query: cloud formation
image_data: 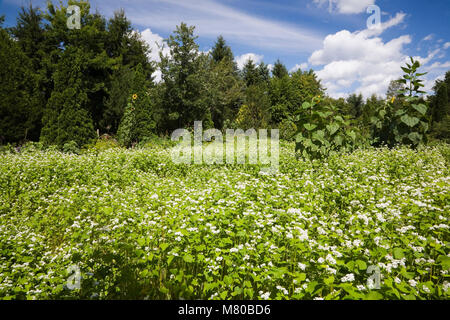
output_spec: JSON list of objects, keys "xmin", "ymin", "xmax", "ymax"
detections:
[
  {"xmin": 308, "ymin": 13, "xmax": 414, "ymax": 98},
  {"xmin": 313, "ymin": 0, "xmax": 376, "ymax": 14},
  {"xmin": 91, "ymin": 0, "xmax": 323, "ymax": 53},
  {"xmin": 235, "ymin": 53, "xmax": 264, "ymax": 70}
]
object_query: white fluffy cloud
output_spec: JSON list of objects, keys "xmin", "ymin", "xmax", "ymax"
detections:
[
  {"xmin": 290, "ymin": 63, "xmax": 309, "ymax": 73},
  {"xmin": 140, "ymin": 28, "xmax": 171, "ymax": 82},
  {"xmin": 313, "ymin": 0, "xmax": 376, "ymax": 14},
  {"xmin": 235, "ymin": 53, "xmax": 264, "ymax": 70},
  {"xmin": 140, "ymin": 28, "xmax": 170, "ymax": 63},
  {"xmin": 308, "ymin": 13, "xmax": 415, "ymax": 97},
  {"xmin": 444, "ymin": 42, "xmax": 450, "ymax": 50}
]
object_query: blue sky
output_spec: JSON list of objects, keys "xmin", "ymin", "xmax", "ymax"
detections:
[{"xmin": 1, "ymin": 0, "xmax": 450, "ymax": 97}]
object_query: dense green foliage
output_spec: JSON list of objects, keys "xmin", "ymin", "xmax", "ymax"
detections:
[
  {"xmin": 294, "ymin": 97, "xmax": 363, "ymax": 159},
  {"xmin": 370, "ymin": 58, "xmax": 430, "ymax": 148},
  {"xmin": 1, "ymin": 2, "xmax": 448, "ymax": 152},
  {"xmin": 0, "ymin": 143, "xmax": 448, "ymax": 300},
  {"xmin": 429, "ymin": 71, "xmax": 450, "ymax": 141}
]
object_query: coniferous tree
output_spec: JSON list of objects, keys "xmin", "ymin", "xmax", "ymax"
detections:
[
  {"xmin": 102, "ymin": 66, "xmax": 135, "ymax": 133},
  {"xmin": 258, "ymin": 62, "xmax": 270, "ymax": 84},
  {"xmin": 430, "ymin": 82, "xmax": 450, "ymax": 140},
  {"xmin": 433, "ymin": 83, "xmax": 448, "ymax": 121},
  {"xmin": 41, "ymin": 47, "xmax": 95, "ymax": 147},
  {"xmin": 159, "ymin": 23, "xmax": 212, "ymax": 130},
  {"xmin": 206, "ymin": 56, "xmax": 244, "ymax": 129},
  {"xmin": 346, "ymin": 93, "xmax": 365, "ymax": 119},
  {"xmin": 211, "ymin": 35, "xmax": 234, "ymax": 63},
  {"xmin": 9, "ymin": 4, "xmax": 47, "ymax": 141},
  {"xmin": 131, "ymin": 64, "xmax": 159, "ymax": 141},
  {"xmin": 269, "ymin": 75, "xmax": 295, "ymax": 123},
  {"xmin": 272, "ymin": 59, "xmax": 288, "ymax": 79},
  {"xmin": 0, "ymin": 22, "xmax": 40, "ymax": 144},
  {"xmin": 102, "ymin": 10, "xmax": 155, "ymax": 133},
  {"xmin": 242, "ymin": 59, "xmax": 259, "ymax": 87}
]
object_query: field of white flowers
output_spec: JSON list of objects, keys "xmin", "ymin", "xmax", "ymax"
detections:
[{"xmin": 0, "ymin": 142, "xmax": 449, "ymax": 300}]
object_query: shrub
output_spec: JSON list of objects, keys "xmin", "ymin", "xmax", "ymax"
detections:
[
  {"xmin": 294, "ymin": 96, "xmax": 363, "ymax": 159},
  {"xmin": 62, "ymin": 140, "xmax": 80, "ymax": 154},
  {"xmin": 279, "ymin": 119, "xmax": 297, "ymax": 141}
]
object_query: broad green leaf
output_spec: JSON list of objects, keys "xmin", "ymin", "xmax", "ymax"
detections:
[
  {"xmin": 312, "ymin": 130, "xmax": 325, "ymax": 142},
  {"xmin": 412, "ymin": 104, "xmax": 427, "ymax": 115},
  {"xmin": 408, "ymin": 132, "xmax": 422, "ymax": 144},
  {"xmin": 347, "ymin": 131, "xmax": 356, "ymax": 141},
  {"xmin": 356, "ymin": 260, "xmax": 367, "ymax": 270},
  {"xmin": 437, "ymin": 255, "xmax": 450, "ymax": 270},
  {"xmin": 183, "ymin": 254, "xmax": 194, "ymax": 263},
  {"xmin": 324, "ymin": 276, "xmax": 335, "ymax": 285},
  {"xmin": 295, "ymin": 132, "xmax": 304, "ymax": 143},
  {"xmin": 400, "ymin": 115, "xmax": 419, "ymax": 127},
  {"xmin": 365, "ymin": 291, "xmax": 383, "ymax": 300},
  {"xmin": 326, "ymin": 123, "xmax": 340, "ymax": 135},
  {"xmin": 393, "ymin": 248, "xmax": 405, "ymax": 259},
  {"xmin": 304, "ymin": 123, "xmax": 317, "ymax": 131}
]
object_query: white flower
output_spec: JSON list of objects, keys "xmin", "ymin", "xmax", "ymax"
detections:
[
  {"xmin": 408, "ymin": 280, "xmax": 417, "ymax": 287},
  {"xmin": 443, "ymin": 281, "xmax": 450, "ymax": 292},
  {"xmin": 298, "ymin": 228, "xmax": 309, "ymax": 241},
  {"xmin": 317, "ymin": 257, "xmax": 325, "ymax": 264},
  {"xmin": 298, "ymin": 262, "xmax": 306, "ymax": 271},
  {"xmin": 341, "ymin": 273, "xmax": 355, "ymax": 283},
  {"xmin": 326, "ymin": 254, "xmax": 336, "ymax": 265},
  {"xmin": 326, "ymin": 267, "xmax": 337, "ymax": 275},
  {"xmin": 356, "ymin": 285, "xmax": 366, "ymax": 291},
  {"xmin": 259, "ymin": 291, "xmax": 271, "ymax": 300},
  {"xmin": 276, "ymin": 285, "xmax": 288, "ymax": 295}
]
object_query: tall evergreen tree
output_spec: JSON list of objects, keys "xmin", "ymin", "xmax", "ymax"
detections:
[
  {"xmin": 9, "ymin": 4, "xmax": 47, "ymax": 141},
  {"xmin": 211, "ymin": 35, "xmax": 234, "ymax": 63},
  {"xmin": 102, "ymin": 66, "xmax": 135, "ymax": 133},
  {"xmin": 41, "ymin": 47, "xmax": 96, "ymax": 147},
  {"xmin": 430, "ymin": 81, "xmax": 450, "ymax": 140},
  {"xmin": 272, "ymin": 59, "xmax": 288, "ymax": 79},
  {"xmin": 346, "ymin": 93, "xmax": 365, "ymax": 119},
  {"xmin": 159, "ymin": 23, "xmax": 212, "ymax": 130},
  {"xmin": 207, "ymin": 58, "xmax": 244, "ymax": 128},
  {"xmin": 117, "ymin": 64, "xmax": 160, "ymax": 147},
  {"xmin": 102, "ymin": 10, "xmax": 155, "ymax": 133},
  {"xmin": 106, "ymin": 9, "xmax": 154, "ymax": 80},
  {"xmin": 258, "ymin": 62, "xmax": 270, "ymax": 84},
  {"xmin": 431, "ymin": 83, "xmax": 449, "ymax": 123},
  {"xmin": 242, "ymin": 59, "xmax": 259, "ymax": 87},
  {"xmin": 0, "ymin": 22, "xmax": 40, "ymax": 144}
]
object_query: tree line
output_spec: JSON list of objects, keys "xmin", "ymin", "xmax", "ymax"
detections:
[{"xmin": 0, "ymin": 1, "xmax": 449, "ymax": 149}]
